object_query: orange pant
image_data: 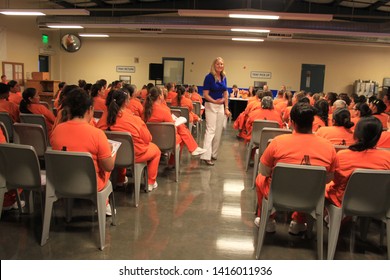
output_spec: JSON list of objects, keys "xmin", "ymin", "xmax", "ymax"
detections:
[
  {"xmin": 176, "ymin": 124, "xmax": 197, "ymax": 153},
  {"xmin": 118, "ymin": 143, "xmax": 161, "ymax": 185},
  {"xmin": 256, "ymin": 174, "xmax": 306, "ymax": 223}
]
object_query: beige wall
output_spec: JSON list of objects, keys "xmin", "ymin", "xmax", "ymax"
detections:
[{"xmin": 2, "ymin": 16, "xmax": 390, "ymax": 93}]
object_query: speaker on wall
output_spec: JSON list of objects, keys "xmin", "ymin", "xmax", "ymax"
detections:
[{"xmin": 149, "ymin": 63, "xmax": 163, "ymax": 80}]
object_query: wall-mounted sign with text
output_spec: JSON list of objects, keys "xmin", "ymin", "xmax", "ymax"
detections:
[
  {"xmin": 250, "ymin": 71, "xmax": 272, "ymax": 79},
  {"xmin": 116, "ymin": 66, "xmax": 136, "ymax": 73}
]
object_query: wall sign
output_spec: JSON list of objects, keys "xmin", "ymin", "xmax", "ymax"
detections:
[
  {"xmin": 116, "ymin": 66, "xmax": 135, "ymax": 73},
  {"xmin": 250, "ymin": 71, "xmax": 272, "ymax": 79}
]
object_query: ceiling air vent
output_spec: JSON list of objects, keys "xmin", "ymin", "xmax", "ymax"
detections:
[
  {"xmin": 267, "ymin": 33, "xmax": 293, "ymax": 39},
  {"xmin": 140, "ymin": 28, "xmax": 163, "ymax": 33}
]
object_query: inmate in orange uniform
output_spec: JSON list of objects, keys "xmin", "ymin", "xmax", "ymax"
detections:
[
  {"xmin": 316, "ymin": 126, "xmax": 355, "ymax": 146},
  {"xmin": 373, "ymin": 113, "xmax": 389, "ymax": 130},
  {"xmin": 127, "ymin": 97, "xmax": 144, "ymax": 117},
  {"xmin": 326, "ymin": 148, "xmax": 390, "ymax": 207},
  {"xmin": 256, "ymin": 133, "xmax": 338, "ymax": 222},
  {"xmin": 28, "ymin": 103, "xmax": 56, "ymax": 137},
  {"xmin": 377, "ymin": 131, "xmax": 390, "ymax": 148},
  {"xmin": 171, "ymin": 95, "xmax": 199, "ymax": 123},
  {"xmin": 312, "ymin": 115, "xmax": 326, "ymax": 132},
  {"xmin": 0, "ymin": 99, "xmax": 20, "ymax": 122},
  {"xmin": 244, "ymin": 107, "xmax": 283, "ymax": 142},
  {"xmin": 146, "ymin": 103, "xmax": 198, "ymax": 153},
  {"xmin": 166, "ymin": 91, "xmax": 177, "ymax": 103},
  {"xmin": 50, "ymin": 120, "xmax": 112, "ymax": 191},
  {"xmin": 93, "ymin": 96, "xmax": 107, "ymax": 112},
  {"xmin": 0, "ymin": 129, "xmax": 16, "ymax": 209},
  {"xmin": 8, "ymin": 92, "xmax": 22, "ymax": 105},
  {"xmin": 97, "ymin": 110, "xmax": 160, "ymax": 185}
]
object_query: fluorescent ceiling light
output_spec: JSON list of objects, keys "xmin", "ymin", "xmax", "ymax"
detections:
[
  {"xmin": 232, "ymin": 38, "xmax": 264, "ymax": 42},
  {"xmin": 229, "ymin": 13, "xmax": 279, "ymax": 20},
  {"xmin": 231, "ymin": 28, "xmax": 270, "ymax": 33},
  {"xmin": 0, "ymin": 11, "xmax": 45, "ymax": 16},
  {"xmin": 79, "ymin": 34, "xmax": 109, "ymax": 37},
  {"xmin": 47, "ymin": 25, "xmax": 84, "ymax": 29}
]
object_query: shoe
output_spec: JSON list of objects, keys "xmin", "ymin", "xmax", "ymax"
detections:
[
  {"xmin": 288, "ymin": 220, "xmax": 307, "ymax": 235},
  {"xmin": 211, "ymin": 156, "xmax": 217, "ymax": 161},
  {"xmin": 191, "ymin": 147, "xmax": 207, "ymax": 156},
  {"xmin": 116, "ymin": 176, "xmax": 128, "ymax": 187},
  {"xmin": 148, "ymin": 181, "xmax": 158, "ymax": 191},
  {"xmin": 105, "ymin": 203, "xmax": 116, "ymax": 216},
  {"xmin": 3, "ymin": 200, "xmax": 26, "ymax": 211},
  {"xmin": 254, "ymin": 217, "xmax": 276, "ymax": 233},
  {"xmin": 201, "ymin": 159, "xmax": 214, "ymax": 166}
]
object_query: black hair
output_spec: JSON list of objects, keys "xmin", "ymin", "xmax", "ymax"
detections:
[
  {"xmin": 349, "ymin": 116, "xmax": 383, "ymax": 151},
  {"xmin": 326, "ymin": 92, "xmax": 338, "ymax": 106},
  {"xmin": 371, "ymin": 99, "xmax": 387, "ymax": 114},
  {"xmin": 19, "ymin": 87, "xmax": 36, "ymax": 114},
  {"xmin": 175, "ymin": 85, "xmax": 186, "ymax": 106},
  {"xmin": 61, "ymin": 88, "xmax": 92, "ymax": 120},
  {"xmin": 59, "ymin": 85, "xmax": 79, "ymax": 108},
  {"xmin": 96, "ymin": 79, "xmax": 107, "ymax": 88},
  {"xmin": 338, "ymin": 93, "xmax": 351, "ymax": 106},
  {"xmin": 78, "ymin": 79, "xmax": 87, "ymax": 89},
  {"xmin": 166, "ymin": 83, "xmax": 174, "ymax": 91},
  {"xmin": 290, "ymin": 102, "xmax": 315, "ymax": 133},
  {"xmin": 314, "ymin": 99, "xmax": 329, "ymax": 126},
  {"xmin": 357, "ymin": 95, "xmax": 367, "ymax": 104},
  {"xmin": 0, "ymin": 82, "xmax": 10, "ymax": 97},
  {"xmin": 333, "ymin": 108, "xmax": 354, "ymax": 129},
  {"xmin": 7, "ymin": 80, "xmax": 18, "ymax": 89},
  {"xmin": 106, "ymin": 90, "xmax": 129, "ymax": 126},
  {"xmin": 355, "ymin": 102, "xmax": 372, "ymax": 117},
  {"xmin": 122, "ymin": 84, "xmax": 136, "ymax": 97},
  {"xmin": 350, "ymin": 93, "xmax": 359, "ymax": 104},
  {"xmin": 90, "ymin": 83, "xmax": 103, "ymax": 98},
  {"xmin": 299, "ymin": 97, "xmax": 310, "ymax": 104},
  {"xmin": 144, "ymin": 87, "xmax": 161, "ymax": 122}
]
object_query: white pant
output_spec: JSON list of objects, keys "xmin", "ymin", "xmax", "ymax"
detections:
[{"xmin": 201, "ymin": 102, "xmax": 225, "ymax": 160}]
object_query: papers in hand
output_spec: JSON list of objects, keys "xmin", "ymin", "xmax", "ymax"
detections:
[
  {"xmin": 171, "ymin": 114, "xmax": 187, "ymax": 127},
  {"xmin": 108, "ymin": 139, "xmax": 122, "ymax": 157}
]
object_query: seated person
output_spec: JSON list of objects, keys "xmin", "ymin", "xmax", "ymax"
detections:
[
  {"xmin": 19, "ymin": 88, "xmax": 56, "ymax": 137},
  {"xmin": 316, "ymin": 108, "xmax": 355, "ymax": 146},
  {"xmin": 313, "ymin": 99, "xmax": 329, "ymax": 132},
  {"xmin": 255, "ymin": 102, "xmax": 337, "ymax": 234},
  {"xmin": 97, "ymin": 90, "xmax": 161, "ymax": 190},
  {"xmin": 230, "ymin": 84, "xmax": 240, "ymax": 98},
  {"xmin": 326, "ymin": 116, "xmax": 390, "ymax": 207},
  {"xmin": 7, "ymin": 80, "xmax": 22, "ymax": 105},
  {"xmin": 171, "ymin": 85, "xmax": 199, "ymax": 124},
  {"xmin": 50, "ymin": 88, "xmax": 115, "ymax": 214},
  {"xmin": 351, "ymin": 102, "xmax": 372, "ymax": 131},
  {"xmin": 90, "ymin": 83, "xmax": 107, "ymax": 112},
  {"xmin": 0, "ymin": 83, "xmax": 20, "ymax": 122},
  {"xmin": 369, "ymin": 98, "xmax": 388, "ymax": 130},
  {"xmin": 123, "ymin": 84, "xmax": 144, "ymax": 118}
]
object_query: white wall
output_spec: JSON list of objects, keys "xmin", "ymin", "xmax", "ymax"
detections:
[{"xmin": 2, "ymin": 16, "xmax": 390, "ymax": 93}]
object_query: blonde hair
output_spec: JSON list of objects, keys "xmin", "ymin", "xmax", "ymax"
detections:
[{"xmin": 210, "ymin": 57, "xmax": 226, "ymax": 82}]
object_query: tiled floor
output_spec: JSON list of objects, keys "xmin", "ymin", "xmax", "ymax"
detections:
[{"xmin": 0, "ymin": 123, "xmax": 387, "ymax": 260}]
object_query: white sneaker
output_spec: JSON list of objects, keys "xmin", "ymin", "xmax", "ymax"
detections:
[
  {"xmin": 117, "ymin": 176, "xmax": 128, "ymax": 187},
  {"xmin": 288, "ymin": 220, "xmax": 307, "ymax": 235},
  {"xmin": 3, "ymin": 200, "xmax": 25, "ymax": 211},
  {"xmin": 191, "ymin": 147, "xmax": 207, "ymax": 156},
  {"xmin": 148, "ymin": 181, "xmax": 158, "ymax": 191},
  {"xmin": 254, "ymin": 217, "xmax": 277, "ymax": 233},
  {"xmin": 105, "ymin": 203, "xmax": 116, "ymax": 216}
]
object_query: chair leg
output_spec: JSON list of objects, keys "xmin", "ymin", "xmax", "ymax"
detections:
[
  {"xmin": 97, "ymin": 194, "xmax": 107, "ymax": 251},
  {"xmin": 326, "ymin": 205, "xmax": 343, "ymax": 260},
  {"xmin": 252, "ymin": 149, "xmax": 260, "ymax": 190},
  {"xmin": 386, "ymin": 219, "xmax": 390, "ymax": 260},
  {"xmin": 255, "ymin": 198, "xmax": 271, "ymax": 259},
  {"xmin": 315, "ymin": 212, "xmax": 324, "ymax": 260},
  {"xmin": 109, "ymin": 191, "xmax": 116, "ymax": 226},
  {"xmin": 65, "ymin": 198, "xmax": 74, "ymax": 223},
  {"xmin": 40, "ymin": 198, "xmax": 54, "ymax": 246},
  {"xmin": 244, "ymin": 142, "xmax": 252, "ymax": 172},
  {"xmin": 0, "ymin": 186, "xmax": 6, "ymax": 220},
  {"xmin": 175, "ymin": 147, "xmax": 180, "ymax": 182},
  {"xmin": 134, "ymin": 165, "xmax": 144, "ymax": 207}
]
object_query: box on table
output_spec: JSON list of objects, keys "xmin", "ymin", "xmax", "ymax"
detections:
[{"xmin": 32, "ymin": 72, "xmax": 50, "ymax": 80}]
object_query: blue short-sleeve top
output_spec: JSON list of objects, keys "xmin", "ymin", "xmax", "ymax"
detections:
[{"xmin": 203, "ymin": 73, "xmax": 227, "ymax": 101}]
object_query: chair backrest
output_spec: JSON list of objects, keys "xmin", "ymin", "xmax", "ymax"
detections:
[
  {"xmin": 192, "ymin": 101, "xmax": 201, "ymax": 117},
  {"xmin": 13, "ymin": 123, "xmax": 48, "ymax": 157},
  {"xmin": 334, "ymin": 145, "xmax": 348, "ymax": 152},
  {"xmin": 170, "ymin": 106, "xmax": 190, "ymax": 128},
  {"xmin": 94, "ymin": 110, "xmax": 104, "ymax": 119},
  {"xmin": 19, "ymin": 113, "xmax": 47, "ymax": 132},
  {"xmin": 105, "ymin": 131, "xmax": 135, "ymax": 168},
  {"xmin": 0, "ymin": 112, "xmax": 14, "ymax": 142},
  {"xmin": 269, "ymin": 163, "xmax": 327, "ymax": 213},
  {"xmin": 0, "ymin": 143, "xmax": 42, "ymax": 188},
  {"xmin": 146, "ymin": 122, "xmax": 176, "ymax": 152},
  {"xmin": 259, "ymin": 128, "xmax": 292, "ymax": 154},
  {"xmin": 170, "ymin": 109, "xmax": 181, "ymax": 119},
  {"xmin": 0, "ymin": 121, "xmax": 9, "ymax": 143},
  {"xmin": 342, "ymin": 169, "xmax": 390, "ymax": 218},
  {"xmin": 252, "ymin": 120, "xmax": 280, "ymax": 145},
  {"xmin": 45, "ymin": 150, "xmax": 97, "ymax": 198}
]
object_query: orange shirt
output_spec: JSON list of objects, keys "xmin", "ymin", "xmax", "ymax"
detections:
[
  {"xmin": 244, "ymin": 99, "xmax": 261, "ymax": 115},
  {"xmin": 93, "ymin": 96, "xmax": 107, "ymax": 112},
  {"xmin": 28, "ymin": 103, "xmax": 56, "ymax": 137},
  {"xmin": 171, "ymin": 96, "xmax": 196, "ymax": 123},
  {"xmin": 274, "ymin": 100, "xmax": 288, "ymax": 115},
  {"xmin": 0, "ymin": 128, "xmax": 6, "ymax": 143},
  {"xmin": 190, "ymin": 92, "xmax": 203, "ymax": 103},
  {"xmin": 166, "ymin": 91, "xmax": 177, "ymax": 103},
  {"xmin": 377, "ymin": 131, "xmax": 390, "ymax": 148},
  {"xmin": 316, "ymin": 126, "xmax": 355, "ymax": 146},
  {"xmin": 127, "ymin": 98, "xmax": 144, "ymax": 118},
  {"xmin": 373, "ymin": 113, "xmax": 389, "ymax": 130},
  {"xmin": 246, "ymin": 108, "xmax": 283, "ymax": 131},
  {"xmin": 140, "ymin": 89, "xmax": 148, "ymax": 101},
  {"xmin": 97, "ymin": 110, "xmax": 152, "ymax": 156},
  {"xmin": 8, "ymin": 92, "xmax": 22, "ymax": 105},
  {"xmin": 326, "ymin": 149, "xmax": 390, "ymax": 207},
  {"xmin": 0, "ymin": 99, "xmax": 20, "ymax": 122},
  {"xmin": 312, "ymin": 115, "xmax": 326, "ymax": 132},
  {"xmin": 257, "ymin": 132, "xmax": 338, "ymax": 194},
  {"xmin": 50, "ymin": 120, "xmax": 112, "ymax": 191}
]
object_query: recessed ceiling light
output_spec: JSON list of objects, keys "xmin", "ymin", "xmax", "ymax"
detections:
[
  {"xmin": 47, "ymin": 25, "xmax": 84, "ymax": 29},
  {"xmin": 231, "ymin": 28, "xmax": 270, "ymax": 33},
  {"xmin": 229, "ymin": 14, "xmax": 279, "ymax": 20},
  {"xmin": 0, "ymin": 11, "xmax": 45, "ymax": 16},
  {"xmin": 79, "ymin": 34, "xmax": 109, "ymax": 37},
  {"xmin": 232, "ymin": 38, "xmax": 264, "ymax": 42}
]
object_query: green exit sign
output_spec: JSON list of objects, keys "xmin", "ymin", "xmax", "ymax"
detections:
[{"xmin": 42, "ymin": 34, "xmax": 49, "ymax": 44}]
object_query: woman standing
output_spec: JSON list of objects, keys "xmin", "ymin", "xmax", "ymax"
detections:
[{"xmin": 200, "ymin": 57, "xmax": 231, "ymax": 166}]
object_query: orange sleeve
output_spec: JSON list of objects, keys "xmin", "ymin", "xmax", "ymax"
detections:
[
  {"xmin": 0, "ymin": 129, "xmax": 6, "ymax": 143},
  {"xmin": 96, "ymin": 128, "xmax": 112, "ymax": 160}
]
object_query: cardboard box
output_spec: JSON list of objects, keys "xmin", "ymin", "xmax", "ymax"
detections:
[{"xmin": 32, "ymin": 72, "xmax": 50, "ymax": 80}]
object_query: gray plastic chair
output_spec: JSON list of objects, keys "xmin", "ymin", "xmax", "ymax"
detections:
[
  {"xmin": 255, "ymin": 163, "xmax": 327, "ymax": 260},
  {"xmin": 13, "ymin": 123, "xmax": 48, "ymax": 159},
  {"xmin": 105, "ymin": 131, "xmax": 148, "ymax": 206},
  {"xmin": 19, "ymin": 113, "xmax": 48, "ymax": 142},
  {"xmin": 41, "ymin": 150, "xmax": 116, "ymax": 250},
  {"xmin": 245, "ymin": 120, "xmax": 279, "ymax": 171},
  {"xmin": 334, "ymin": 145, "xmax": 348, "ymax": 152},
  {"xmin": 252, "ymin": 128, "xmax": 292, "ymax": 189},
  {"xmin": 0, "ymin": 143, "xmax": 45, "ymax": 217},
  {"xmin": 93, "ymin": 110, "xmax": 104, "ymax": 119},
  {"xmin": 0, "ymin": 112, "xmax": 14, "ymax": 142},
  {"xmin": 170, "ymin": 106, "xmax": 192, "ymax": 131},
  {"xmin": 170, "ymin": 108, "xmax": 181, "ymax": 119},
  {"xmin": 0, "ymin": 121, "xmax": 9, "ymax": 143},
  {"xmin": 147, "ymin": 122, "xmax": 180, "ymax": 182},
  {"xmin": 326, "ymin": 169, "xmax": 390, "ymax": 260}
]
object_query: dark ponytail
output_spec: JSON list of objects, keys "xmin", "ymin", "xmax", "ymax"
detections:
[
  {"xmin": 144, "ymin": 87, "xmax": 161, "ymax": 122},
  {"xmin": 106, "ymin": 90, "xmax": 129, "ymax": 126},
  {"xmin": 349, "ymin": 116, "xmax": 382, "ymax": 151},
  {"xmin": 175, "ymin": 85, "xmax": 185, "ymax": 106},
  {"xmin": 20, "ymin": 87, "xmax": 36, "ymax": 114},
  {"xmin": 314, "ymin": 99, "xmax": 329, "ymax": 126},
  {"xmin": 333, "ymin": 108, "xmax": 354, "ymax": 129}
]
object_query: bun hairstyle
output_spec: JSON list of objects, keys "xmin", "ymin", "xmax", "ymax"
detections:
[
  {"xmin": 333, "ymin": 108, "xmax": 354, "ymax": 129},
  {"xmin": 106, "ymin": 90, "xmax": 129, "ymax": 126},
  {"xmin": 61, "ymin": 88, "xmax": 92, "ymax": 120},
  {"xmin": 144, "ymin": 86, "xmax": 161, "ymax": 122},
  {"xmin": 290, "ymin": 102, "xmax": 315, "ymax": 133},
  {"xmin": 261, "ymin": 96, "xmax": 274, "ymax": 109},
  {"xmin": 350, "ymin": 116, "xmax": 383, "ymax": 151},
  {"xmin": 19, "ymin": 87, "xmax": 37, "ymax": 114},
  {"xmin": 355, "ymin": 102, "xmax": 372, "ymax": 117},
  {"xmin": 314, "ymin": 99, "xmax": 329, "ymax": 126}
]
